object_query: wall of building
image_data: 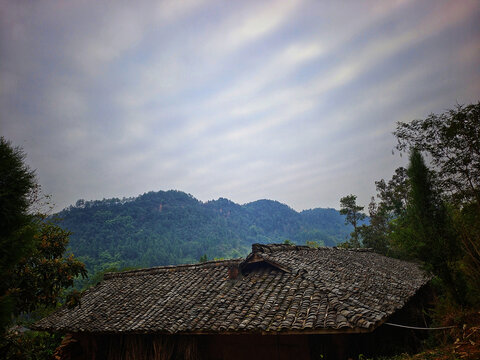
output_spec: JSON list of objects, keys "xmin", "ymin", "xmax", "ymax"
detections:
[{"xmin": 198, "ymin": 334, "xmax": 311, "ymax": 360}]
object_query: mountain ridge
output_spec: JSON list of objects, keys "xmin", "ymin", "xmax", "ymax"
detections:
[{"xmin": 56, "ymin": 190, "xmax": 354, "ymax": 277}]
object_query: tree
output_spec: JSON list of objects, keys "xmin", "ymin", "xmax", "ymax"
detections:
[
  {"xmin": 394, "ymin": 103, "xmax": 480, "ymax": 211},
  {"xmin": 359, "ymin": 197, "xmax": 389, "ymax": 254},
  {"xmin": 456, "ymin": 201, "xmax": 480, "ymax": 303},
  {"xmin": 0, "ymin": 138, "xmax": 87, "ymax": 358},
  {"xmin": 0, "ymin": 137, "xmax": 38, "ymax": 330},
  {"xmin": 359, "ymin": 168, "xmax": 409, "ymax": 255},
  {"xmin": 392, "ymin": 149, "xmax": 465, "ymax": 303},
  {"xmin": 10, "ymin": 219, "xmax": 87, "ymax": 314},
  {"xmin": 339, "ymin": 195, "xmax": 365, "ymax": 247},
  {"xmin": 394, "ymin": 103, "xmax": 480, "ymax": 304},
  {"xmin": 0, "ymin": 138, "xmax": 86, "ymax": 329},
  {"xmin": 375, "ymin": 167, "xmax": 409, "ymax": 218}
]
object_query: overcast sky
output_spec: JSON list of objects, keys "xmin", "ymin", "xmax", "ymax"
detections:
[{"xmin": 1, "ymin": 0, "xmax": 479, "ymax": 212}]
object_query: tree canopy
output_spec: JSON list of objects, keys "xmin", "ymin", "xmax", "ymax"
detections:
[
  {"xmin": 339, "ymin": 194, "xmax": 365, "ymax": 247},
  {"xmin": 394, "ymin": 102, "xmax": 480, "ymax": 209},
  {"xmin": 10, "ymin": 220, "xmax": 87, "ymax": 315},
  {"xmin": 0, "ymin": 137, "xmax": 37, "ymax": 329},
  {"xmin": 0, "ymin": 137, "xmax": 86, "ymax": 336},
  {"xmin": 395, "ymin": 103, "xmax": 480, "ymax": 303},
  {"xmin": 392, "ymin": 149, "xmax": 465, "ymax": 303}
]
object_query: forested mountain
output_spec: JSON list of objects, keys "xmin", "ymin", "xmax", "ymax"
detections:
[{"xmin": 56, "ymin": 190, "xmax": 353, "ymax": 277}]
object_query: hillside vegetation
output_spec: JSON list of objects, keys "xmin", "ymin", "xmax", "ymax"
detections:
[{"xmin": 56, "ymin": 191, "xmax": 353, "ymax": 278}]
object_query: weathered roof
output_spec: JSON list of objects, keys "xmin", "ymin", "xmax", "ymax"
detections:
[{"xmin": 34, "ymin": 244, "xmax": 429, "ymax": 335}]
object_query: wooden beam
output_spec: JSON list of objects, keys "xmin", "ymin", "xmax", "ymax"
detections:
[{"xmin": 67, "ymin": 326, "xmax": 377, "ymax": 337}]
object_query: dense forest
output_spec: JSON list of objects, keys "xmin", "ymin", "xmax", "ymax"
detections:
[{"xmin": 55, "ymin": 192, "xmax": 355, "ymax": 279}]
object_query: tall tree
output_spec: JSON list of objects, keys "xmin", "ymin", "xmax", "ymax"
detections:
[
  {"xmin": 0, "ymin": 138, "xmax": 87, "ymax": 331},
  {"xmin": 394, "ymin": 103, "xmax": 480, "ymax": 303},
  {"xmin": 339, "ymin": 194, "xmax": 365, "ymax": 247},
  {"xmin": 0, "ymin": 137, "xmax": 38, "ymax": 330},
  {"xmin": 0, "ymin": 139, "xmax": 87, "ymax": 359},
  {"xmin": 392, "ymin": 149, "xmax": 465, "ymax": 303}
]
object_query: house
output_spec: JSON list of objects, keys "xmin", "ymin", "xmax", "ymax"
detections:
[{"xmin": 34, "ymin": 244, "xmax": 431, "ymax": 359}]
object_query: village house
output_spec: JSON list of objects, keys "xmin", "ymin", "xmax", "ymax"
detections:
[{"xmin": 35, "ymin": 244, "xmax": 431, "ymax": 359}]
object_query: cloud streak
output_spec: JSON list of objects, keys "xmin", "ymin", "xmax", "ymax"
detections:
[{"xmin": 1, "ymin": 0, "xmax": 479, "ymax": 212}]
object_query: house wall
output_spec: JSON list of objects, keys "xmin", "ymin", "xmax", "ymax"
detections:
[
  {"xmin": 199, "ymin": 334, "xmax": 311, "ymax": 360},
  {"xmin": 59, "ymin": 333, "xmax": 348, "ymax": 360},
  {"xmin": 59, "ymin": 329, "xmax": 421, "ymax": 360}
]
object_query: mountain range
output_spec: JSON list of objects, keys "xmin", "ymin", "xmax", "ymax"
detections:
[{"xmin": 56, "ymin": 190, "xmax": 354, "ymax": 277}]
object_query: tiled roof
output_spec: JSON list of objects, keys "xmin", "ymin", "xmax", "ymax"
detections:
[{"xmin": 34, "ymin": 244, "xmax": 429, "ymax": 334}]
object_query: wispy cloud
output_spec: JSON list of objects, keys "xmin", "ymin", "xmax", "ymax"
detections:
[
  {"xmin": 214, "ymin": 0, "xmax": 298, "ymax": 53},
  {"xmin": 1, "ymin": 0, "xmax": 478, "ymax": 211}
]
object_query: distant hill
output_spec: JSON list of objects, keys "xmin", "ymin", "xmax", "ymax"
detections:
[{"xmin": 56, "ymin": 190, "xmax": 354, "ymax": 276}]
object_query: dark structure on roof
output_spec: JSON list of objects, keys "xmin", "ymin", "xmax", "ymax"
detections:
[{"xmin": 35, "ymin": 244, "xmax": 431, "ymax": 359}]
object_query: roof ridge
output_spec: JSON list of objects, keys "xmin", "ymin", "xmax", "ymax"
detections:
[
  {"xmin": 251, "ymin": 243, "xmax": 312, "ymax": 253},
  {"xmin": 251, "ymin": 243, "xmax": 374, "ymax": 253},
  {"xmin": 333, "ymin": 247, "xmax": 374, "ymax": 252},
  {"xmin": 99, "ymin": 244, "xmax": 376, "ymax": 280},
  {"xmin": 104, "ymin": 258, "xmax": 242, "ymax": 279}
]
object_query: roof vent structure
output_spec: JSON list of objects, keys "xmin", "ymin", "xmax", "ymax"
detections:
[
  {"xmin": 227, "ymin": 264, "xmax": 240, "ymax": 280},
  {"xmin": 240, "ymin": 243, "xmax": 293, "ymax": 274}
]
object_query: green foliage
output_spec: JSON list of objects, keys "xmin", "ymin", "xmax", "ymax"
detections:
[
  {"xmin": 199, "ymin": 254, "xmax": 208, "ymax": 263},
  {"xmin": 0, "ymin": 221, "xmax": 86, "ymax": 360},
  {"xmin": 0, "ymin": 137, "xmax": 38, "ymax": 330},
  {"xmin": 391, "ymin": 150, "xmax": 466, "ymax": 303},
  {"xmin": 0, "ymin": 137, "xmax": 36, "ymax": 236},
  {"xmin": 453, "ymin": 201, "xmax": 480, "ymax": 305},
  {"xmin": 358, "ymin": 168, "xmax": 409, "ymax": 255},
  {"xmin": 358, "ymin": 198, "xmax": 389, "ymax": 254},
  {"xmin": 339, "ymin": 194, "xmax": 366, "ymax": 247},
  {"xmin": 390, "ymin": 150, "xmax": 436, "ymax": 260},
  {"xmin": 393, "ymin": 103, "xmax": 480, "ymax": 305},
  {"xmin": 10, "ymin": 219, "xmax": 87, "ymax": 314},
  {"xmin": 57, "ymin": 192, "xmax": 353, "ymax": 284},
  {"xmin": 375, "ymin": 167, "xmax": 409, "ymax": 219},
  {"xmin": 0, "ymin": 138, "xmax": 87, "ymax": 358},
  {"xmin": 394, "ymin": 102, "xmax": 480, "ymax": 209},
  {"xmin": 0, "ymin": 328, "xmax": 62, "ymax": 360},
  {"xmin": 305, "ymin": 240, "xmax": 320, "ymax": 248},
  {"xmin": 342, "ymin": 103, "xmax": 480, "ymax": 307}
]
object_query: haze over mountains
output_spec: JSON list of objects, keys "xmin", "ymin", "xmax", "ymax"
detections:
[{"xmin": 56, "ymin": 190, "xmax": 354, "ymax": 277}]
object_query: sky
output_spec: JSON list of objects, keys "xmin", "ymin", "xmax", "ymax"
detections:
[{"xmin": 1, "ymin": 0, "xmax": 479, "ymax": 213}]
